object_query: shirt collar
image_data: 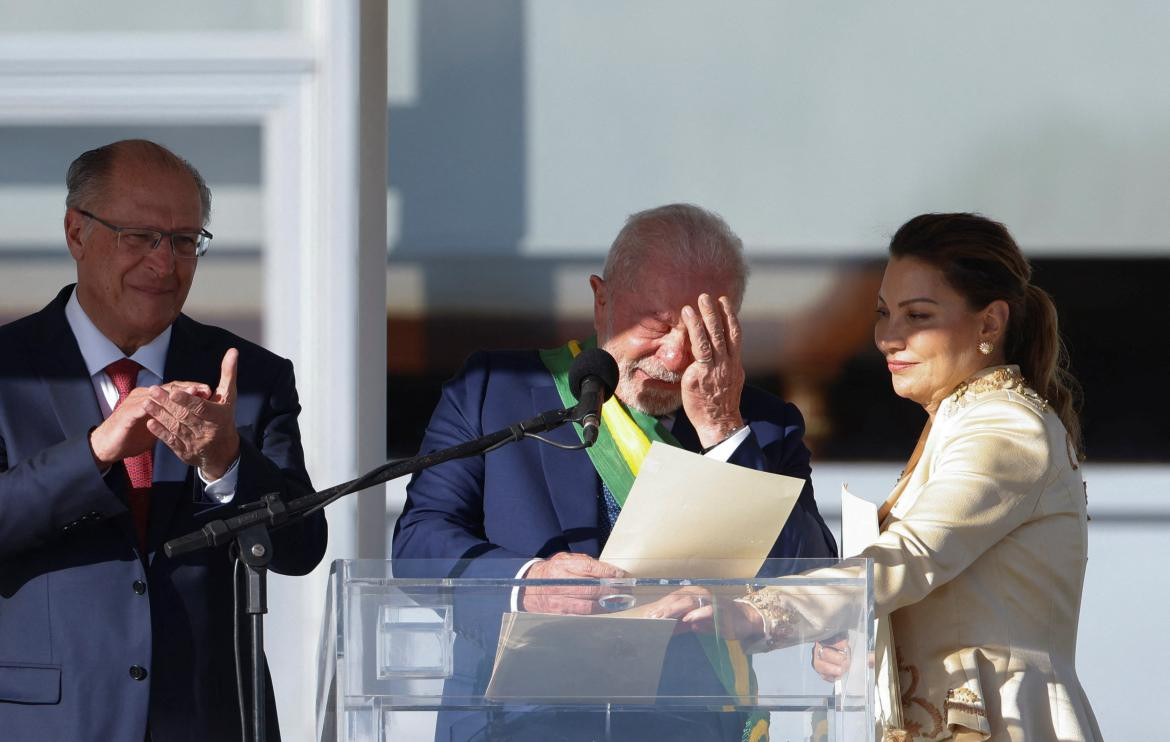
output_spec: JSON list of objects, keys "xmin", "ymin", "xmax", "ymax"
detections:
[{"xmin": 64, "ymin": 287, "xmax": 172, "ymax": 379}]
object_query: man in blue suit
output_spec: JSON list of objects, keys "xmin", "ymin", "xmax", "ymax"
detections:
[
  {"xmin": 0, "ymin": 140, "xmax": 327, "ymax": 741},
  {"xmin": 393, "ymin": 203, "xmax": 836, "ymax": 740}
]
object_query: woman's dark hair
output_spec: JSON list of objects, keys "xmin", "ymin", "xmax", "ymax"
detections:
[{"xmin": 889, "ymin": 212, "xmax": 1083, "ymax": 457}]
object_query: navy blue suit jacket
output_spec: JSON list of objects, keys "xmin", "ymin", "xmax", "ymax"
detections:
[
  {"xmin": 0, "ymin": 286, "xmax": 327, "ymax": 742},
  {"xmin": 393, "ymin": 349, "xmax": 836, "ymax": 571},
  {"xmin": 392, "ymin": 350, "xmax": 836, "ymax": 742}
]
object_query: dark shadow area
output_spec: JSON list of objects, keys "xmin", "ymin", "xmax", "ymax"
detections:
[
  {"xmin": 389, "ymin": 257, "xmax": 1170, "ymax": 463},
  {"xmin": 818, "ymin": 257, "xmax": 1170, "ymax": 462},
  {"xmin": 1036, "ymin": 258, "xmax": 1170, "ymax": 461}
]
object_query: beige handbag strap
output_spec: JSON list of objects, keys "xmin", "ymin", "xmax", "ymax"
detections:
[{"xmin": 878, "ymin": 420, "xmax": 932, "ymax": 524}]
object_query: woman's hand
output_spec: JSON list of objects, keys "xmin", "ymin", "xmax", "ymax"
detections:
[
  {"xmin": 811, "ymin": 636, "xmax": 851, "ymax": 682},
  {"xmin": 642, "ymin": 586, "xmax": 765, "ymax": 641}
]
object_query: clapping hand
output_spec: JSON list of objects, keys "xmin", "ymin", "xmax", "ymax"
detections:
[{"xmin": 145, "ymin": 348, "xmax": 240, "ymax": 480}]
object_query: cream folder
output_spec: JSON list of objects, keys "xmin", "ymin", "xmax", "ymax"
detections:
[
  {"xmin": 484, "ymin": 612, "xmax": 676, "ymax": 700},
  {"xmin": 599, "ymin": 441, "xmax": 803, "ymax": 578}
]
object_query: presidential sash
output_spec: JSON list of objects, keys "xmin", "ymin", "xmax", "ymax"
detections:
[{"xmin": 539, "ymin": 338, "xmax": 770, "ymax": 742}]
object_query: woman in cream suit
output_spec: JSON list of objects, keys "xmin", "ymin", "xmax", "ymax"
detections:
[{"xmin": 656, "ymin": 213, "xmax": 1102, "ymax": 741}]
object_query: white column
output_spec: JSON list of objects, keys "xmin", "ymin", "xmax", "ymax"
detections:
[
  {"xmin": 0, "ymin": 13, "xmax": 384, "ymax": 741},
  {"xmin": 264, "ymin": 2, "xmax": 388, "ymax": 740}
]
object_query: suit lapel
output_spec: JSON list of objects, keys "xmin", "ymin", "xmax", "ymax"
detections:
[
  {"xmin": 531, "ymin": 384, "xmax": 603, "ymax": 557},
  {"xmin": 530, "ymin": 389, "xmax": 709, "ymax": 557},
  {"xmin": 38, "ymin": 309, "xmax": 105, "ymax": 443},
  {"xmin": 667, "ymin": 407, "xmax": 703, "ymax": 453},
  {"xmin": 32, "ymin": 288, "xmax": 138, "ymax": 547}
]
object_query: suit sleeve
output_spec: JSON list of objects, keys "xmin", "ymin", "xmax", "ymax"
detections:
[
  {"xmin": 233, "ymin": 357, "xmax": 327, "ymax": 576},
  {"xmin": 728, "ymin": 398, "xmax": 838, "ymax": 564},
  {"xmin": 392, "ymin": 353, "xmax": 531, "ymax": 579},
  {"xmin": 0, "ymin": 431, "xmax": 128, "ymax": 560}
]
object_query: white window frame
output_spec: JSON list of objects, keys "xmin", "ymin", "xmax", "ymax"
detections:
[{"xmin": 0, "ymin": 4, "xmax": 387, "ymax": 738}]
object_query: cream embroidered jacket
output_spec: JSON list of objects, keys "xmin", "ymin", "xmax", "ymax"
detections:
[{"xmin": 748, "ymin": 366, "xmax": 1103, "ymax": 742}]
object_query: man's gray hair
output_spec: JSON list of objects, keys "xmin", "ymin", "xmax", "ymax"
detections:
[
  {"xmin": 65, "ymin": 139, "xmax": 212, "ymax": 226},
  {"xmin": 603, "ymin": 203, "xmax": 749, "ymax": 307}
]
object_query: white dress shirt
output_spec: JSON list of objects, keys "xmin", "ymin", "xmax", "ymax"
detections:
[{"xmin": 64, "ymin": 288, "xmax": 238, "ymax": 502}]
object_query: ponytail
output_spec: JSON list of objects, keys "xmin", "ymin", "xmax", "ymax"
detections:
[
  {"xmin": 1016, "ymin": 284, "xmax": 1083, "ymax": 459},
  {"xmin": 889, "ymin": 213, "xmax": 1085, "ymax": 459}
]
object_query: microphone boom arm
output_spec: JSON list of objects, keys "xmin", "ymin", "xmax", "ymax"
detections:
[{"xmin": 164, "ymin": 402, "xmax": 584, "ymax": 558}]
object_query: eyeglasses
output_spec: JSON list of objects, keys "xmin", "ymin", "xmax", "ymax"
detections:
[{"xmin": 78, "ymin": 209, "xmax": 212, "ymax": 259}]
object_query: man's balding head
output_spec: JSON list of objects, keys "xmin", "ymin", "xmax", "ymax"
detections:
[
  {"xmin": 65, "ymin": 139, "xmax": 212, "ymax": 226},
  {"xmin": 602, "ymin": 203, "xmax": 748, "ymax": 311}
]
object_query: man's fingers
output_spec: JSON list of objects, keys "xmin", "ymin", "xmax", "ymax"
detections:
[
  {"xmin": 535, "ymin": 597, "xmax": 598, "ymax": 615},
  {"xmin": 148, "ymin": 388, "xmax": 199, "ymax": 428},
  {"xmin": 113, "ymin": 389, "xmax": 155, "ymax": 421},
  {"xmin": 698, "ymin": 294, "xmax": 728, "ymax": 356},
  {"xmin": 216, "ymin": 348, "xmax": 239, "ymax": 404},
  {"xmin": 544, "ymin": 552, "xmax": 625, "ymax": 578},
  {"xmin": 566, "ymin": 557, "xmax": 626, "ymax": 579},
  {"xmin": 146, "ymin": 418, "xmax": 188, "ymax": 459},
  {"xmin": 166, "ymin": 389, "xmax": 206, "ymax": 414},
  {"xmin": 554, "ymin": 598, "xmax": 599, "ymax": 615},
  {"xmin": 530, "ymin": 584, "xmax": 606, "ymax": 600},
  {"xmin": 681, "ymin": 304, "xmax": 713, "ymax": 363},
  {"xmin": 162, "ymin": 381, "xmax": 212, "ymax": 399},
  {"xmin": 145, "ymin": 398, "xmax": 197, "ymax": 440},
  {"xmin": 719, "ymin": 296, "xmax": 742, "ymax": 359}
]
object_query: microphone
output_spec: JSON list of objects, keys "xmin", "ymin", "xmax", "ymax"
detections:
[{"xmin": 568, "ymin": 348, "xmax": 619, "ymax": 446}]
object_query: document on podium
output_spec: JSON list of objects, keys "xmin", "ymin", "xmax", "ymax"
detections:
[
  {"xmin": 486, "ymin": 444, "xmax": 804, "ymax": 700},
  {"xmin": 598, "ymin": 441, "xmax": 803, "ymax": 578},
  {"xmin": 484, "ymin": 611, "xmax": 676, "ymax": 700}
]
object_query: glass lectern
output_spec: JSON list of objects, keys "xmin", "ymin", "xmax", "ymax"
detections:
[{"xmin": 316, "ymin": 559, "xmax": 874, "ymax": 742}]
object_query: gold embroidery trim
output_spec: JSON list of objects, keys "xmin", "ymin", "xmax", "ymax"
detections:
[
  {"xmin": 945, "ymin": 366, "xmax": 1049, "ymax": 416},
  {"xmin": 944, "ymin": 686, "xmax": 987, "ymax": 717},
  {"xmin": 737, "ymin": 587, "xmax": 798, "ymax": 649},
  {"xmin": 898, "ymin": 656, "xmax": 944, "ymax": 739}
]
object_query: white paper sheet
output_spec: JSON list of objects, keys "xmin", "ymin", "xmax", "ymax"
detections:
[
  {"xmin": 598, "ymin": 441, "xmax": 804, "ymax": 578},
  {"xmin": 840, "ymin": 484, "xmax": 880, "ymax": 557}
]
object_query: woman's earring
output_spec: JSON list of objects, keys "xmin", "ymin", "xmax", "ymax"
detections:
[{"xmin": 978, "ymin": 341, "xmax": 994, "ymax": 355}]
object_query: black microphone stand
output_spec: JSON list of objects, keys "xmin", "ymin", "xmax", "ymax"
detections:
[{"xmin": 163, "ymin": 401, "xmax": 591, "ymax": 742}]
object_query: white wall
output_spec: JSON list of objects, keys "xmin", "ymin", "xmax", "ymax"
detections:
[
  {"xmin": 391, "ymin": 0, "xmax": 1170, "ymax": 259},
  {"xmin": 0, "ymin": 0, "xmax": 300, "ymax": 31}
]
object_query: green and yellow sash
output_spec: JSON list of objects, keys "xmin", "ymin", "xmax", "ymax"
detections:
[{"xmin": 539, "ymin": 338, "xmax": 769, "ymax": 742}]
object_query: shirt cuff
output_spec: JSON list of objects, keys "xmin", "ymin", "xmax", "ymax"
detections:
[
  {"xmin": 198, "ymin": 456, "xmax": 240, "ymax": 503},
  {"xmin": 510, "ymin": 558, "xmax": 542, "ymax": 612},
  {"xmin": 703, "ymin": 425, "xmax": 751, "ymax": 462}
]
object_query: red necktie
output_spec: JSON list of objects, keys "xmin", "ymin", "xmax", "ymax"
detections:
[{"xmin": 105, "ymin": 358, "xmax": 152, "ymax": 553}]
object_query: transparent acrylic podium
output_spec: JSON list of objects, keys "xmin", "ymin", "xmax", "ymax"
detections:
[{"xmin": 317, "ymin": 559, "xmax": 874, "ymax": 742}]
